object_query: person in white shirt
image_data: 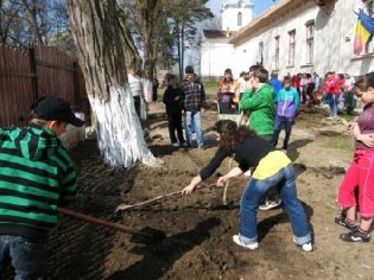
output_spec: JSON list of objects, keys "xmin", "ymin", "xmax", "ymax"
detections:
[{"xmin": 128, "ymin": 65, "xmax": 144, "ymax": 117}]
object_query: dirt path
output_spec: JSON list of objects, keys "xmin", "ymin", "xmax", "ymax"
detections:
[{"xmin": 44, "ymin": 102, "xmax": 374, "ymax": 280}]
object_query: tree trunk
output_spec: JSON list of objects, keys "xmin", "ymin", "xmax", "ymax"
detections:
[
  {"xmin": 66, "ymin": 0, "xmax": 160, "ymax": 168},
  {"xmin": 175, "ymin": 24, "xmax": 183, "ymax": 80},
  {"xmin": 181, "ymin": 23, "xmax": 185, "ymax": 76}
]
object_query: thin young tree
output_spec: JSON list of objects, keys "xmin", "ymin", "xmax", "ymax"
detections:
[
  {"xmin": 66, "ymin": 0, "xmax": 160, "ymax": 168},
  {"xmin": 168, "ymin": 0, "xmax": 212, "ymax": 79}
]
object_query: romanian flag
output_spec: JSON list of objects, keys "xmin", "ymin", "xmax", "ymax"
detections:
[{"xmin": 354, "ymin": 9, "xmax": 374, "ymax": 55}]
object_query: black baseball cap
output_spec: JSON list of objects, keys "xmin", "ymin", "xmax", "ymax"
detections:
[{"xmin": 33, "ymin": 96, "xmax": 85, "ymax": 127}]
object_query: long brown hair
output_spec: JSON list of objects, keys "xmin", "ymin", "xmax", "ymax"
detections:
[
  {"xmin": 214, "ymin": 120, "xmax": 255, "ymax": 152},
  {"xmin": 355, "ymin": 72, "xmax": 374, "ymax": 91}
]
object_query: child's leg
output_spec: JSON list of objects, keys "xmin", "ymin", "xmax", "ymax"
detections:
[
  {"xmin": 271, "ymin": 115, "xmax": 283, "ymax": 147},
  {"xmin": 193, "ymin": 112, "xmax": 204, "ymax": 148},
  {"xmin": 279, "ymin": 165, "xmax": 311, "ymax": 244},
  {"xmin": 357, "ymin": 150, "xmax": 374, "ymax": 226},
  {"xmin": 184, "ymin": 112, "xmax": 193, "ymax": 147},
  {"xmin": 175, "ymin": 113, "xmax": 185, "ymax": 144},
  {"xmin": 283, "ymin": 117, "xmax": 293, "ymax": 150},
  {"xmin": 360, "ymin": 218, "xmax": 373, "ymax": 232},
  {"xmin": 337, "ymin": 160, "xmax": 360, "ymax": 220},
  {"xmin": 167, "ymin": 114, "xmax": 177, "ymax": 144},
  {"xmin": 239, "ymin": 173, "xmax": 283, "ymax": 243}
]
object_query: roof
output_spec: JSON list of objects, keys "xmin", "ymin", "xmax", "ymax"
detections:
[
  {"xmin": 229, "ymin": 0, "xmax": 311, "ymax": 45},
  {"xmin": 222, "ymin": 0, "xmax": 254, "ymax": 9},
  {"xmin": 203, "ymin": 30, "xmax": 237, "ymax": 39}
]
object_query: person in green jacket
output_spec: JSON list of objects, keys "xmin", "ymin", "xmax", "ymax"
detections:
[
  {"xmin": 0, "ymin": 96, "xmax": 84, "ymax": 279},
  {"xmin": 240, "ymin": 66, "xmax": 281, "ymax": 211},
  {"xmin": 240, "ymin": 66, "xmax": 275, "ymax": 139}
]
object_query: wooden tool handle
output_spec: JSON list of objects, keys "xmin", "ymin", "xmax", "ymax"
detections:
[{"xmin": 57, "ymin": 207, "xmax": 152, "ymax": 237}]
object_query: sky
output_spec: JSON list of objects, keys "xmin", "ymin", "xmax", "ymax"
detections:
[{"xmin": 206, "ymin": 0, "xmax": 279, "ymax": 17}]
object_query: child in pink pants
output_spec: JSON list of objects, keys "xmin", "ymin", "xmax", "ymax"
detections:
[{"xmin": 336, "ymin": 72, "xmax": 374, "ymax": 242}]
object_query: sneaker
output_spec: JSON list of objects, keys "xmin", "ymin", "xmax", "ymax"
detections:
[
  {"xmin": 340, "ymin": 229, "xmax": 371, "ymax": 243},
  {"xmin": 292, "ymin": 237, "xmax": 313, "ymax": 252},
  {"xmin": 243, "ymin": 170, "xmax": 252, "ymax": 177},
  {"xmin": 171, "ymin": 142, "xmax": 180, "ymax": 147},
  {"xmin": 232, "ymin": 235, "xmax": 258, "ymax": 250},
  {"xmin": 258, "ymin": 199, "xmax": 282, "ymax": 211},
  {"xmin": 334, "ymin": 216, "xmax": 357, "ymax": 230}
]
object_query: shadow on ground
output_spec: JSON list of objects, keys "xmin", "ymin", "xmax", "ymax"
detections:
[
  {"xmin": 107, "ymin": 217, "xmax": 221, "ymax": 280},
  {"xmin": 257, "ymin": 200, "xmax": 314, "ymax": 243},
  {"xmin": 287, "ymin": 139, "xmax": 314, "ymax": 161}
]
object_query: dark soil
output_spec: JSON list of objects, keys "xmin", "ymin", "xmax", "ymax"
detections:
[{"xmin": 19, "ymin": 103, "xmax": 374, "ymax": 279}]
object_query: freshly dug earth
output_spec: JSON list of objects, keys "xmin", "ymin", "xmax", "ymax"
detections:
[{"xmin": 42, "ymin": 103, "xmax": 374, "ymax": 279}]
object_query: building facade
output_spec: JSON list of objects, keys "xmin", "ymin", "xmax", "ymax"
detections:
[
  {"xmin": 201, "ymin": 0, "xmax": 374, "ymax": 80},
  {"xmin": 222, "ymin": 0, "xmax": 254, "ymax": 32},
  {"xmin": 200, "ymin": 0, "xmax": 254, "ymax": 80}
]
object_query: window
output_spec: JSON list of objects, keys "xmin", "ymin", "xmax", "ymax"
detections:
[
  {"xmin": 305, "ymin": 21, "xmax": 315, "ymax": 64},
  {"xmin": 258, "ymin": 41, "xmax": 264, "ymax": 65},
  {"xmin": 274, "ymin": 36, "xmax": 280, "ymax": 70},
  {"xmin": 288, "ymin": 30, "xmax": 296, "ymax": 66},
  {"xmin": 237, "ymin": 12, "xmax": 242, "ymax": 27}
]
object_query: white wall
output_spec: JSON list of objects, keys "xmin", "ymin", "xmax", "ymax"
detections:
[
  {"xmin": 201, "ymin": 41, "xmax": 235, "ymax": 78},
  {"xmin": 233, "ymin": 0, "xmax": 374, "ymax": 78},
  {"xmin": 222, "ymin": 7, "xmax": 253, "ymax": 32}
]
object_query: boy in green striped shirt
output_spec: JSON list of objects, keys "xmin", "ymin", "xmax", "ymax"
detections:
[{"xmin": 0, "ymin": 96, "xmax": 84, "ymax": 279}]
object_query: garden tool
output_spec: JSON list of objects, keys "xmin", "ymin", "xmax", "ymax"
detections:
[{"xmin": 58, "ymin": 207, "xmax": 166, "ymax": 243}]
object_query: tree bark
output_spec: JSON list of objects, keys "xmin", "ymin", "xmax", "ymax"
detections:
[{"xmin": 66, "ymin": 0, "xmax": 160, "ymax": 168}]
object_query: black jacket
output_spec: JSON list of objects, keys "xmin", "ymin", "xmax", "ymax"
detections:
[{"xmin": 163, "ymin": 86, "xmax": 183, "ymax": 115}]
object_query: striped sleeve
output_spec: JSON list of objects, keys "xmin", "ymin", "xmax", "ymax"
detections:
[
  {"xmin": 60, "ymin": 166, "xmax": 77, "ymax": 204},
  {"xmin": 56, "ymin": 146, "xmax": 78, "ymax": 205}
]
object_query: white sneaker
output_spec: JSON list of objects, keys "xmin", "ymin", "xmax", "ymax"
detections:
[
  {"xmin": 171, "ymin": 142, "xmax": 180, "ymax": 147},
  {"xmin": 258, "ymin": 199, "xmax": 282, "ymax": 211},
  {"xmin": 232, "ymin": 235, "xmax": 258, "ymax": 250},
  {"xmin": 293, "ymin": 237, "xmax": 313, "ymax": 252},
  {"xmin": 301, "ymin": 242, "xmax": 313, "ymax": 252}
]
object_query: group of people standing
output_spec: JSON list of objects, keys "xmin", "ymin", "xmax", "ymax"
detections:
[
  {"xmin": 181, "ymin": 65, "xmax": 374, "ymax": 252},
  {"xmin": 162, "ymin": 66, "xmax": 206, "ymax": 149},
  {"xmin": 0, "ymin": 64, "xmax": 372, "ymax": 278},
  {"xmin": 182, "ymin": 65, "xmax": 313, "ymax": 252}
]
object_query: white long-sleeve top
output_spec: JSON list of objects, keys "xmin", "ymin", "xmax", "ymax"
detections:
[{"xmin": 128, "ymin": 74, "xmax": 143, "ymax": 97}]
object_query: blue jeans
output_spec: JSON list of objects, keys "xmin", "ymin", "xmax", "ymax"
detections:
[
  {"xmin": 239, "ymin": 165, "xmax": 311, "ymax": 245},
  {"xmin": 184, "ymin": 111, "xmax": 204, "ymax": 148},
  {"xmin": 0, "ymin": 235, "xmax": 47, "ymax": 280},
  {"xmin": 328, "ymin": 94, "xmax": 338, "ymax": 117},
  {"xmin": 271, "ymin": 116, "xmax": 294, "ymax": 150}
]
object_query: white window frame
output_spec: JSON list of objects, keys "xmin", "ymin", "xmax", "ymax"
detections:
[
  {"xmin": 288, "ymin": 30, "xmax": 296, "ymax": 66},
  {"xmin": 305, "ymin": 21, "xmax": 315, "ymax": 64},
  {"xmin": 274, "ymin": 36, "xmax": 280, "ymax": 70}
]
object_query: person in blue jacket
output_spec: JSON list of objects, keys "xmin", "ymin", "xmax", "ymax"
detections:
[
  {"xmin": 271, "ymin": 76, "xmax": 300, "ymax": 151},
  {"xmin": 269, "ymin": 72, "xmax": 283, "ymax": 98}
]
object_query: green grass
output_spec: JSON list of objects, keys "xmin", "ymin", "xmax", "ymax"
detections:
[
  {"xmin": 203, "ymin": 81, "xmax": 218, "ymax": 97},
  {"xmin": 325, "ymin": 136, "xmax": 354, "ymax": 152},
  {"xmin": 339, "ymin": 113, "xmax": 357, "ymax": 122}
]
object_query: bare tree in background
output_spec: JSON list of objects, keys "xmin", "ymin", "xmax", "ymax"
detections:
[{"xmin": 0, "ymin": 0, "xmax": 70, "ymax": 49}]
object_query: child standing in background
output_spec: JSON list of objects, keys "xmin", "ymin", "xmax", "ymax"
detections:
[
  {"xmin": 240, "ymin": 66, "xmax": 280, "ymax": 211},
  {"xmin": 271, "ymin": 76, "xmax": 300, "ymax": 151},
  {"xmin": 163, "ymin": 74, "xmax": 185, "ymax": 147},
  {"xmin": 336, "ymin": 72, "xmax": 374, "ymax": 243}
]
